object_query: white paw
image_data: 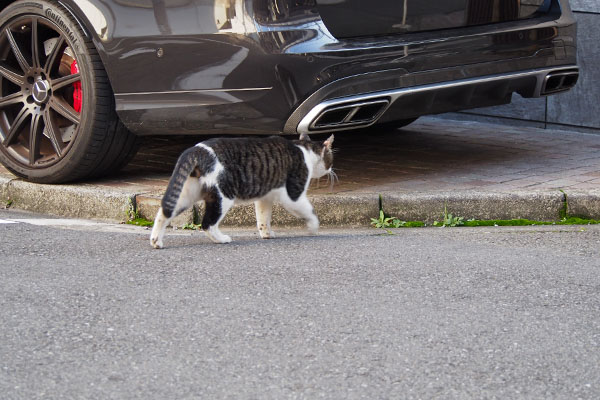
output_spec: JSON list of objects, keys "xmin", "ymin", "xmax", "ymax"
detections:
[
  {"xmin": 259, "ymin": 230, "xmax": 275, "ymax": 239},
  {"xmin": 307, "ymin": 218, "xmax": 319, "ymax": 235},
  {"xmin": 217, "ymin": 235, "xmax": 231, "ymax": 243},
  {"xmin": 150, "ymin": 236, "xmax": 163, "ymax": 249},
  {"xmin": 206, "ymin": 227, "xmax": 232, "ymax": 244}
]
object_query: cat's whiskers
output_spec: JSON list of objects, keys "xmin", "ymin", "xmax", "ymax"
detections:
[{"xmin": 327, "ymin": 169, "xmax": 339, "ymax": 191}]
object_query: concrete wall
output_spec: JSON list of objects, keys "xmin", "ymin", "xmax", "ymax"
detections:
[{"xmin": 441, "ymin": 1, "xmax": 600, "ymax": 134}]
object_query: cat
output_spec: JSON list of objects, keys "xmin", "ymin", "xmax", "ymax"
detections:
[{"xmin": 150, "ymin": 133, "xmax": 334, "ymax": 248}]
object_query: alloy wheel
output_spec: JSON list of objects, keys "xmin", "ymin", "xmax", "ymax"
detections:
[{"xmin": 0, "ymin": 16, "xmax": 81, "ymax": 168}]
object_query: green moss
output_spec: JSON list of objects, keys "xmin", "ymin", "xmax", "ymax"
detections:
[
  {"xmin": 398, "ymin": 221, "xmax": 426, "ymax": 228},
  {"xmin": 464, "ymin": 219, "xmax": 548, "ymax": 227},
  {"xmin": 462, "ymin": 218, "xmax": 600, "ymax": 227},
  {"xmin": 376, "ymin": 217, "xmax": 599, "ymax": 229},
  {"xmin": 558, "ymin": 217, "xmax": 600, "ymax": 225},
  {"xmin": 126, "ymin": 218, "xmax": 154, "ymax": 227}
]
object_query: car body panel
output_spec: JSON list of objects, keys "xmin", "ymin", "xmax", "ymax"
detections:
[{"xmin": 52, "ymin": 0, "xmax": 576, "ymax": 135}]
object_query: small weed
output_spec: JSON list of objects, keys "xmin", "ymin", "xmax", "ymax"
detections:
[
  {"xmin": 127, "ymin": 197, "xmax": 138, "ymax": 221},
  {"xmin": 125, "ymin": 197, "xmax": 153, "ymax": 227},
  {"xmin": 182, "ymin": 223, "xmax": 202, "ymax": 230},
  {"xmin": 370, "ymin": 194, "xmax": 408, "ymax": 234},
  {"xmin": 5, "ymin": 198, "xmax": 13, "ymax": 209},
  {"xmin": 434, "ymin": 204, "xmax": 464, "ymax": 227},
  {"xmin": 371, "ymin": 209, "xmax": 406, "ymax": 231},
  {"xmin": 559, "ymin": 189, "xmax": 569, "ymax": 220},
  {"xmin": 369, "ymin": 195, "xmax": 599, "ymax": 231}
]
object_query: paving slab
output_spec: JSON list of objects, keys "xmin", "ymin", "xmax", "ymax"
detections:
[{"xmin": 1, "ymin": 117, "xmax": 599, "ymax": 226}]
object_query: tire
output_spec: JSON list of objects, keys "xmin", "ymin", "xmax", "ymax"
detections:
[
  {"xmin": 0, "ymin": 0, "xmax": 137, "ymax": 183},
  {"xmin": 89, "ymin": 120, "xmax": 141, "ymax": 178}
]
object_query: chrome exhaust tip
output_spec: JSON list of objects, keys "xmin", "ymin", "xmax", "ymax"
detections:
[
  {"xmin": 541, "ymin": 69, "xmax": 579, "ymax": 95},
  {"xmin": 307, "ymin": 99, "xmax": 390, "ymax": 131}
]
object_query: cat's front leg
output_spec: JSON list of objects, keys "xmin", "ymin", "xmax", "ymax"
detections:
[
  {"xmin": 255, "ymin": 199, "xmax": 275, "ymax": 239},
  {"xmin": 282, "ymin": 195, "xmax": 319, "ymax": 235}
]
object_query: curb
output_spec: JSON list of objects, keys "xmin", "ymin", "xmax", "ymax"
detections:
[
  {"xmin": 564, "ymin": 190, "xmax": 600, "ymax": 219},
  {"xmin": 377, "ymin": 190, "xmax": 566, "ymax": 223},
  {"xmin": 4, "ymin": 175, "xmax": 599, "ymax": 227},
  {"xmin": 1, "ymin": 177, "xmax": 134, "ymax": 222}
]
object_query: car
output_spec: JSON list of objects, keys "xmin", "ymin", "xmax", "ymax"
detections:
[{"xmin": 0, "ymin": 0, "xmax": 578, "ymax": 183}]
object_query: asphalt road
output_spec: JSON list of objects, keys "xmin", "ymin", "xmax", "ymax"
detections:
[{"xmin": 1, "ymin": 209, "xmax": 599, "ymax": 399}]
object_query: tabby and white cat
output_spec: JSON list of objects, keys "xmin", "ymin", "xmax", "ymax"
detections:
[{"xmin": 150, "ymin": 133, "xmax": 334, "ymax": 248}]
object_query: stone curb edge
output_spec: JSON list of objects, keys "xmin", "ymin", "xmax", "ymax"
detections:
[
  {"xmin": 3, "ymin": 176, "xmax": 599, "ymax": 227},
  {"xmin": 1, "ymin": 177, "xmax": 134, "ymax": 222}
]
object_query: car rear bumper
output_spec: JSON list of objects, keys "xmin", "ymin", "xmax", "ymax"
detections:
[
  {"xmin": 269, "ymin": 0, "xmax": 578, "ymax": 134},
  {"xmin": 290, "ymin": 65, "xmax": 579, "ymax": 134}
]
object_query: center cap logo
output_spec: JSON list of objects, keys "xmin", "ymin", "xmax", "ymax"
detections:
[{"xmin": 32, "ymin": 80, "xmax": 50, "ymax": 103}]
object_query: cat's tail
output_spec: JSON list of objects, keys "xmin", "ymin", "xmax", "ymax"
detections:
[{"xmin": 161, "ymin": 145, "xmax": 214, "ymax": 218}]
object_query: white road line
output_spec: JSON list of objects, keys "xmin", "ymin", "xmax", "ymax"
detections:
[
  {"xmin": 0, "ymin": 218, "xmax": 152, "ymax": 234},
  {"xmin": 0, "ymin": 217, "xmax": 202, "ymax": 236},
  {"xmin": 9, "ymin": 218, "xmax": 107, "ymax": 227}
]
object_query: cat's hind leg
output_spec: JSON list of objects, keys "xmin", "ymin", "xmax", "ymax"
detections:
[
  {"xmin": 150, "ymin": 176, "xmax": 201, "ymax": 249},
  {"xmin": 150, "ymin": 208, "xmax": 170, "ymax": 249},
  {"xmin": 201, "ymin": 187, "xmax": 234, "ymax": 244},
  {"xmin": 255, "ymin": 198, "xmax": 275, "ymax": 239},
  {"xmin": 281, "ymin": 194, "xmax": 319, "ymax": 235}
]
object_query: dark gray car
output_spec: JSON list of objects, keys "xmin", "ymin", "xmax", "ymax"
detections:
[{"xmin": 0, "ymin": 0, "xmax": 578, "ymax": 183}]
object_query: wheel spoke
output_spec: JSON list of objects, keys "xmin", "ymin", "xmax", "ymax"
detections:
[
  {"xmin": 0, "ymin": 92, "xmax": 23, "ymax": 109},
  {"xmin": 43, "ymin": 109, "xmax": 64, "ymax": 156},
  {"xmin": 31, "ymin": 18, "xmax": 40, "ymax": 69},
  {"xmin": 5, "ymin": 27, "xmax": 30, "ymax": 73},
  {"xmin": 2, "ymin": 106, "xmax": 29, "ymax": 146},
  {"xmin": 0, "ymin": 62, "xmax": 25, "ymax": 85},
  {"xmin": 51, "ymin": 73, "xmax": 80, "ymax": 91},
  {"xmin": 49, "ymin": 96, "xmax": 80, "ymax": 124},
  {"xmin": 43, "ymin": 35, "xmax": 65, "ymax": 73},
  {"xmin": 29, "ymin": 113, "xmax": 42, "ymax": 165}
]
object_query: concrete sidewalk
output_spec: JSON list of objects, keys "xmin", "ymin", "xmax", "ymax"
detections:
[{"xmin": 1, "ymin": 117, "xmax": 599, "ymax": 226}]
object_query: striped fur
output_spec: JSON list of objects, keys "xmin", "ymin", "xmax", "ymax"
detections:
[
  {"xmin": 161, "ymin": 145, "xmax": 216, "ymax": 218},
  {"xmin": 150, "ymin": 134, "xmax": 334, "ymax": 248}
]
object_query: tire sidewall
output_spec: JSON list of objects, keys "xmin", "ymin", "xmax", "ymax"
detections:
[{"xmin": 0, "ymin": 0, "xmax": 99, "ymax": 182}]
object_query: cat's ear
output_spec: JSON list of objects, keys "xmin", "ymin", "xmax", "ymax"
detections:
[
  {"xmin": 323, "ymin": 134, "xmax": 334, "ymax": 150},
  {"xmin": 299, "ymin": 132, "xmax": 311, "ymax": 141}
]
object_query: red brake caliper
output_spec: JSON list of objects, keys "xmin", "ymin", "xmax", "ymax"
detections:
[{"xmin": 70, "ymin": 60, "xmax": 82, "ymax": 112}]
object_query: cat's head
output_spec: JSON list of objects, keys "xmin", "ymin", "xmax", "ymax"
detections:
[{"xmin": 298, "ymin": 133, "xmax": 334, "ymax": 178}]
